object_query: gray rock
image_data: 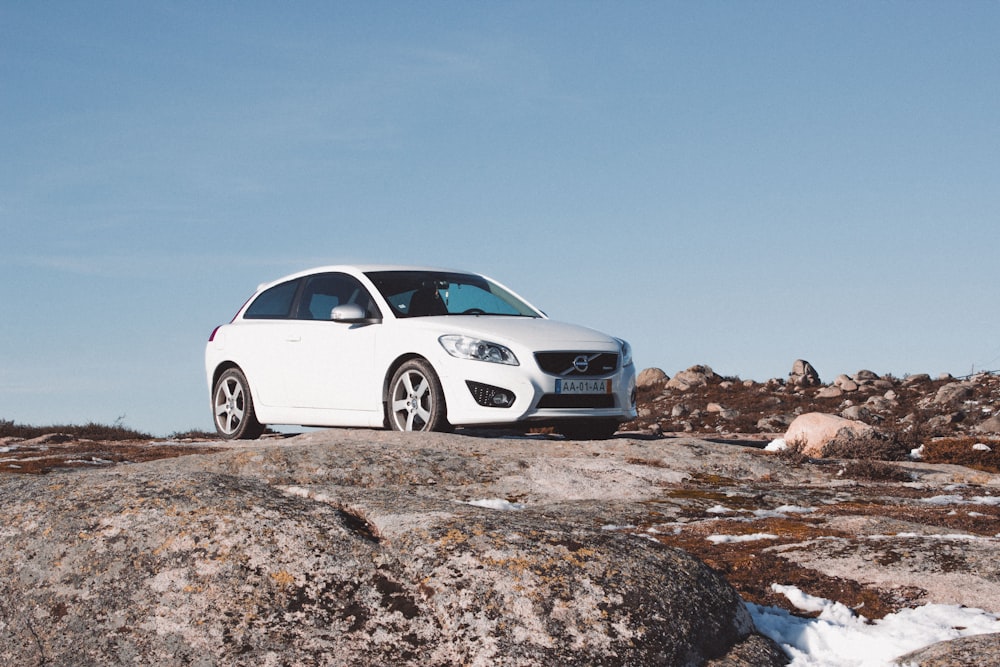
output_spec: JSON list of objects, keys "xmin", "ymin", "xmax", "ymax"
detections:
[
  {"xmin": 934, "ymin": 382, "xmax": 975, "ymax": 406},
  {"xmin": 976, "ymin": 415, "xmax": 1000, "ymax": 434},
  {"xmin": 927, "ymin": 412, "xmax": 966, "ymax": 429},
  {"xmin": 834, "ymin": 374, "xmax": 859, "ymax": 392},
  {"xmin": 789, "ymin": 360, "xmax": 821, "ymax": 387},
  {"xmin": 784, "ymin": 412, "xmax": 877, "ymax": 458},
  {"xmin": 841, "ymin": 405, "xmax": 872, "ymax": 421},
  {"xmin": 815, "ymin": 386, "xmax": 843, "ymax": 399},
  {"xmin": 637, "ymin": 367, "xmax": 669, "ymax": 388},
  {"xmin": 865, "ymin": 396, "xmax": 894, "ymax": 412},
  {"xmin": 667, "ymin": 365, "xmax": 719, "ymax": 391},
  {"xmin": 902, "ymin": 373, "xmax": 931, "ymax": 386},
  {"xmin": 757, "ymin": 415, "xmax": 794, "ymax": 432},
  {"xmin": 892, "ymin": 632, "xmax": 1000, "ymax": 666},
  {"xmin": 853, "ymin": 369, "xmax": 879, "ymax": 384},
  {"xmin": 0, "ymin": 439, "xmax": 775, "ymax": 667}
]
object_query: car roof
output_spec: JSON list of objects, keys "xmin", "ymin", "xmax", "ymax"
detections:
[{"xmin": 253, "ymin": 264, "xmax": 475, "ymax": 293}]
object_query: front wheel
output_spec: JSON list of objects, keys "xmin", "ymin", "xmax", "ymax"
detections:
[
  {"xmin": 213, "ymin": 368, "xmax": 265, "ymax": 440},
  {"xmin": 388, "ymin": 359, "xmax": 449, "ymax": 432}
]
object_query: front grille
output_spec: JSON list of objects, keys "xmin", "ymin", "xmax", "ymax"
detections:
[
  {"xmin": 534, "ymin": 352, "xmax": 619, "ymax": 377},
  {"xmin": 536, "ymin": 394, "xmax": 616, "ymax": 409}
]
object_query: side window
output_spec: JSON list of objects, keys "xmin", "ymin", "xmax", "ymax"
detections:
[
  {"xmin": 295, "ymin": 273, "xmax": 382, "ymax": 320},
  {"xmin": 243, "ymin": 279, "xmax": 300, "ymax": 319}
]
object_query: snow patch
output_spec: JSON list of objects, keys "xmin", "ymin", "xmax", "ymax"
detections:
[
  {"xmin": 464, "ymin": 498, "xmax": 525, "ymax": 511},
  {"xmin": 707, "ymin": 533, "xmax": 778, "ymax": 544},
  {"xmin": 750, "ymin": 584, "xmax": 1000, "ymax": 667},
  {"xmin": 765, "ymin": 438, "xmax": 787, "ymax": 452}
]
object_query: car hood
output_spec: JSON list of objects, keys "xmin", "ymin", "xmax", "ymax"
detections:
[{"xmin": 404, "ymin": 316, "xmax": 620, "ymax": 350}]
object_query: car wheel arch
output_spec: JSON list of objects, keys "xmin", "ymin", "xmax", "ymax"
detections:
[
  {"xmin": 212, "ymin": 361, "xmax": 242, "ymax": 390},
  {"xmin": 382, "ymin": 353, "xmax": 429, "ymax": 404}
]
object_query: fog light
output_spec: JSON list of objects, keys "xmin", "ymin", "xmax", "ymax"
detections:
[{"xmin": 467, "ymin": 381, "xmax": 516, "ymax": 408}]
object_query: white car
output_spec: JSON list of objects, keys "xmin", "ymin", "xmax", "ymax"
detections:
[{"xmin": 205, "ymin": 266, "xmax": 637, "ymax": 440}]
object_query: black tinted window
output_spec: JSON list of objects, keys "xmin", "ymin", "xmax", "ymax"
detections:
[
  {"xmin": 366, "ymin": 270, "xmax": 539, "ymax": 318},
  {"xmin": 244, "ymin": 279, "xmax": 300, "ymax": 319}
]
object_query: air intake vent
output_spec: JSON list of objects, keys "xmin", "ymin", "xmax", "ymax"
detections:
[{"xmin": 466, "ymin": 381, "xmax": 516, "ymax": 408}]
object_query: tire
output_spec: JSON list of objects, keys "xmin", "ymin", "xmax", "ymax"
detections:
[
  {"xmin": 387, "ymin": 359, "xmax": 449, "ymax": 432},
  {"xmin": 559, "ymin": 419, "xmax": 619, "ymax": 441},
  {"xmin": 212, "ymin": 368, "xmax": 265, "ymax": 440}
]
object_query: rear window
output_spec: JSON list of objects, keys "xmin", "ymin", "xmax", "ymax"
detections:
[{"xmin": 244, "ymin": 279, "xmax": 300, "ymax": 319}]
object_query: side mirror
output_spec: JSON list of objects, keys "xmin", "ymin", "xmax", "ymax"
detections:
[{"xmin": 330, "ymin": 304, "xmax": 380, "ymax": 324}]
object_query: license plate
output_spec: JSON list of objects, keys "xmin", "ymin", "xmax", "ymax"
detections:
[{"xmin": 555, "ymin": 379, "xmax": 611, "ymax": 394}]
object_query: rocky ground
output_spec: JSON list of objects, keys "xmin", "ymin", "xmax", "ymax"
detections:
[
  {"xmin": 2, "ymin": 362, "xmax": 1000, "ymax": 665},
  {"xmin": 629, "ymin": 361, "xmax": 1000, "ymax": 441}
]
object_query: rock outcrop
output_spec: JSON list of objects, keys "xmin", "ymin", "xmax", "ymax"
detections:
[
  {"xmin": 788, "ymin": 359, "xmax": 821, "ymax": 387},
  {"xmin": 0, "ymin": 434, "xmax": 781, "ymax": 666},
  {"xmin": 783, "ymin": 412, "xmax": 878, "ymax": 457},
  {"xmin": 636, "ymin": 366, "xmax": 669, "ymax": 387},
  {"xmin": 667, "ymin": 364, "xmax": 719, "ymax": 391},
  {"xmin": 627, "ymin": 361, "xmax": 1000, "ymax": 448},
  {"xmin": 893, "ymin": 633, "xmax": 1000, "ymax": 666}
]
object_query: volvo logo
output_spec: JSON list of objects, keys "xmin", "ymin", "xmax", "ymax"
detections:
[{"xmin": 573, "ymin": 355, "xmax": 591, "ymax": 373}]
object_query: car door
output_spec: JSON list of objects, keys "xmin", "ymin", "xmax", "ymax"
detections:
[
  {"xmin": 236, "ymin": 278, "xmax": 304, "ymax": 408},
  {"xmin": 283, "ymin": 272, "xmax": 382, "ymax": 413}
]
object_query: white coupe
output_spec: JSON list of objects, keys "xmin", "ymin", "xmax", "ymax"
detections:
[{"xmin": 205, "ymin": 266, "xmax": 637, "ymax": 440}]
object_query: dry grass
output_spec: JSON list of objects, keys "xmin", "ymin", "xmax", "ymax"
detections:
[
  {"xmin": 0, "ymin": 418, "xmax": 152, "ymax": 441},
  {"xmin": 0, "ymin": 440, "xmax": 224, "ymax": 475},
  {"xmin": 918, "ymin": 437, "xmax": 1000, "ymax": 473},
  {"xmin": 0, "ymin": 419, "xmax": 223, "ymax": 475}
]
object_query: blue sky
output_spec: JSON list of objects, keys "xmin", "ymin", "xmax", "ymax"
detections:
[{"xmin": 2, "ymin": 2, "xmax": 998, "ymax": 435}]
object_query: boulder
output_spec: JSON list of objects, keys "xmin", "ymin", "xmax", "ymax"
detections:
[
  {"xmin": 666, "ymin": 365, "xmax": 719, "ymax": 392},
  {"xmin": 902, "ymin": 373, "xmax": 931, "ymax": 387},
  {"xmin": 892, "ymin": 633, "xmax": 1000, "ymax": 666},
  {"xmin": 757, "ymin": 415, "xmax": 794, "ymax": 433},
  {"xmin": 783, "ymin": 412, "xmax": 878, "ymax": 458},
  {"xmin": 834, "ymin": 374, "xmax": 859, "ymax": 392},
  {"xmin": 0, "ymin": 440, "xmax": 775, "ymax": 666},
  {"xmin": 815, "ymin": 386, "xmax": 843, "ymax": 399},
  {"xmin": 788, "ymin": 360, "xmax": 821, "ymax": 387},
  {"xmin": 637, "ymin": 367, "xmax": 669, "ymax": 388},
  {"xmin": 934, "ymin": 382, "xmax": 975, "ymax": 406},
  {"xmin": 976, "ymin": 415, "xmax": 1000, "ymax": 434},
  {"xmin": 865, "ymin": 396, "xmax": 894, "ymax": 412},
  {"xmin": 853, "ymin": 369, "xmax": 879, "ymax": 385},
  {"xmin": 841, "ymin": 405, "xmax": 873, "ymax": 422}
]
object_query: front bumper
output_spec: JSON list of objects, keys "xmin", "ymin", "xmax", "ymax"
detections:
[{"xmin": 437, "ymin": 357, "xmax": 638, "ymax": 427}]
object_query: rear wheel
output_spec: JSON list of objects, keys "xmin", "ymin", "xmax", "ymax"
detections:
[
  {"xmin": 213, "ymin": 368, "xmax": 265, "ymax": 440},
  {"xmin": 388, "ymin": 359, "xmax": 449, "ymax": 432}
]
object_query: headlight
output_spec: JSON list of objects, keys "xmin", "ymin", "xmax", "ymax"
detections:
[
  {"xmin": 439, "ymin": 335, "xmax": 519, "ymax": 365},
  {"xmin": 616, "ymin": 338, "xmax": 633, "ymax": 367}
]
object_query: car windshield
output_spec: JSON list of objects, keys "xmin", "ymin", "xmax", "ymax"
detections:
[{"xmin": 366, "ymin": 270, "xmax": 542, "ymax": 318}]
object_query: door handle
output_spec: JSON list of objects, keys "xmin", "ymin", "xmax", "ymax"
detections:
[{"xmin": 286, "ymin": 336, "xmax": 302, "ymax": 343}]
